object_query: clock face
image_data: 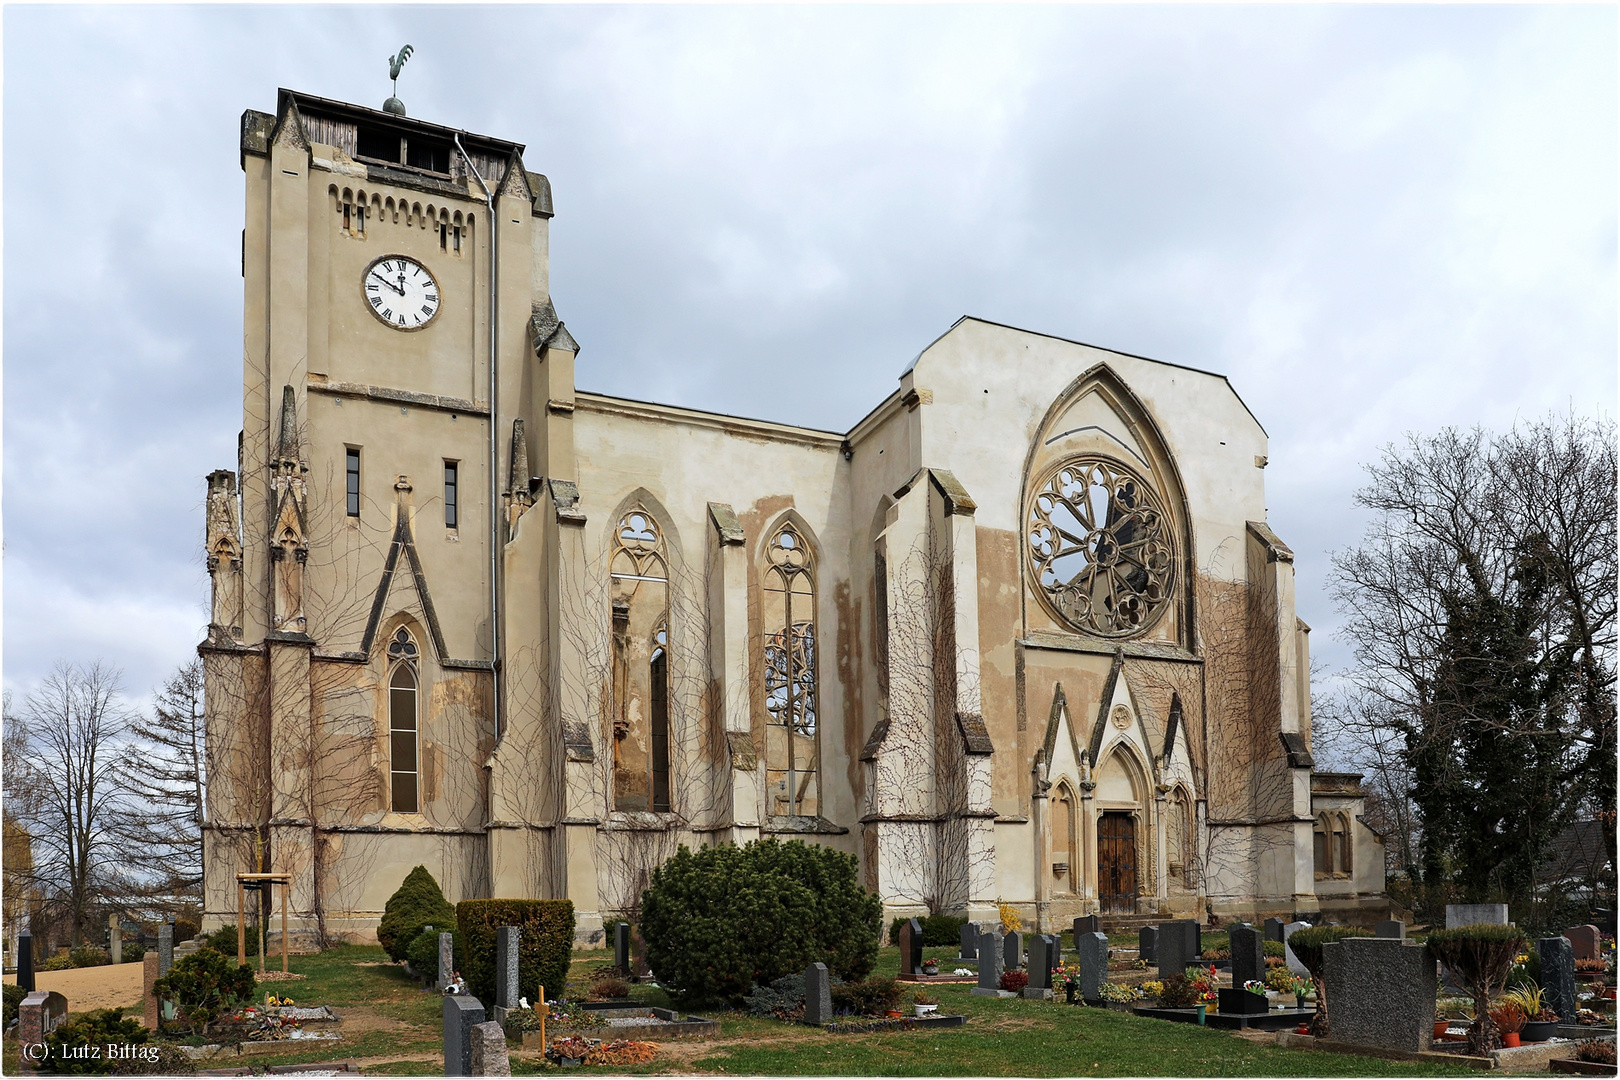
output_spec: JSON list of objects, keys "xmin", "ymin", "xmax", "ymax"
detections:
[{"xmin": 363, "ymin": 256, "xmax": 440, "ymax": 330}]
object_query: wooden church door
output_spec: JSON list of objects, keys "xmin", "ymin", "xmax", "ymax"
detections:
[{"xmin": 1098, "ymin": 812, "xmax": 1137, "ymax": 913}]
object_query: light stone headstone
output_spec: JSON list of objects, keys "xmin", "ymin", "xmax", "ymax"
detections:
[
  {"xmin": 1078, "ymin": 931, "xmax": 1109, "ymax": 1004},
  {"xmin": 1263, "ymin": 917, "xmax": 1285, "ymax": 943},
  {"xmin": 443, "ymin": 994, "xmax": 486, "ymax": 1077},
  {"xmin": 158, "ymin": 922, "xmax": 174, "ymax": 976},
  {"xmin": 438, "ymin": 931, "xmax": 455, "ymax": 991},
  {"xmin": 1566, "ymin": 925, "xmax": 1602, "ymax": 961},
  {"xmin": 614, "ymin": 922, "xmax": 630, "ymax": 974},
  {"xmin": 959, "ymin": 922, "xmax": 979, "ymax": 960},
  {"xmin": 1539, "ymin": 936, "xmax": 1578, "ymax": 1024},
  {"xmin": 972, "ymin": 930, "xmax": 1005, "ymax": 996},
  {"xmin": 1003, "ymin": 930, "xmax": 1023, "ymax": 972},
  {"xmin": 1138, "ymin": 925, "xmax": 1157, "ymax": 965},
  {"xmin": 1229, "ymin": 922, "xmax": 1264, "ymax": 988},
  {"xmin": 495, "ymin": 927, "xmax": 520, "ymax": 1010},
  {"xmin": 1375, "ymin": 920, "xmax": 1406, "ymax": 939},
  {"xmin": 1445, "ymin": 903, "xmax": 1508, "ymax": 929},
  {"xmin": 899, "ymin": 918, "xmax": 923, "ymax": 977},
  {"xmin": 1282, "ymin": 921, "xmax": 1310, "ymax": 977},
  {"xmin": 109, "ymin": 914, "xmax": 121, "ymax": 965},
  {"xmin": 1023, "ymin": 934, "xmax": 1053, "ymax": 997},
  {"xmin": 1158, "ymin": 921, "xmax": 1196, "ymax": 978},
  {"xmin": 1321, "ymin": 937, "xmax": 1437, "ymax": 1052},
  {"xmin": 468, "ymin": 1019, "xmax": 511, "ymax": 1077},
  {"xmin": 804, "ymin": 962, "xmax": 833, "ymax": 1025}
]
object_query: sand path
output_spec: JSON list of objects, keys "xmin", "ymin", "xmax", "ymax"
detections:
[{"xmin": 3, "ymin": 961, "xmax": 145, "ymax": 1011}]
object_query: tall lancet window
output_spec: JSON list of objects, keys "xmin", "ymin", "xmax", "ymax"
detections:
[
  {"xmin": 609, "ymin": 510, "xmax": 670, "ymax": 812},
  {"xmin": 763, "ymin": 523, "xmax": 818, "ymax": 818},
  {"xmin": 387, "ymin": 627, "xmax": 420, "ymax": 813}
]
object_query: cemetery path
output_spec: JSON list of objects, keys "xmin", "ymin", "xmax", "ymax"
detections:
[{"xmin": 2, "ymin": 961, "xmax": 143, "ymax": 1011}]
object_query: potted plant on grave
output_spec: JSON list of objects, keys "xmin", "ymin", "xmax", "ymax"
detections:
[
  {"xmin": 1489, "ymin": 1000, "xmax": 1526, "ymax": 1048},
  {"xmin": 1425, "ymin": 923, "xmax": 1530, "ymax": 1056},
  {"xmin": 1503, "ymin": 983, "xmax": 1559, "ymax": 1043},
  {"xmin": 1060, "ymin": 963, "xmax": 1080, "ymax": 1004},
  {"xmin": 913, "ymin": 990, "xmax": 939, "ymax": 1017},
  {"xmin": 922, "ymin": 956, "xmax": 940, "ymax": 976}
]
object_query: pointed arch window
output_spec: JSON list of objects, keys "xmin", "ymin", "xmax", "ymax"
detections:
[
  {"xmin": 387, "ymin": 627, "xmax": 420, "ymax": 814},
  {"xmin": 1026, "ymin": 458, "xmax": 1175, "ymax": 637},
  {"xmin": 763, "ymin": 523, "xmax": 818, "ymax": 818},
  {"xmin": 609, "ymin": 510, "xmax": 670, "ymax": 812}
]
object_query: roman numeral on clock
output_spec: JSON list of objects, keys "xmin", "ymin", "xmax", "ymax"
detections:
[
  {"xmin": 421, "ymin": 304, "xmax": 433, "ymax": 316},
  {"xmin": 371, "ymin": 296, "xmax": 382, "ymax": 308}
]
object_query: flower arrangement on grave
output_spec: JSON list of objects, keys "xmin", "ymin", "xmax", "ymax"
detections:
[
  {"xmin": 1503, "ymin": 982, "xmax": 1559, "ymax": 1023},
  {"xmin": 546, "ymin": 998, "xmax": 605, "ymax": 1029},
  {"xmin": 1155, "ymin": 973, "xmax": 1203, "ymax": 1008},
  {"xmin": 922, "ymin": 956, "xmax": 940, "ymax": 975},
  {"xmin": 1132, "ymin": 957, "xmax": 1149, "ymax": 970},
  {"xmin": 1242, "ymin": 980, "xmax": 1267, "ymax": 997},
  {"xmin": 999, "ymin": 970, "xmax": 1029, "ymax": 993},
  {"xmin": 1264, "ymin": 966, "xmax": 1301, "ymax": 994},
  {"xmin": 1574, "ymin": 1039, "xmax": 1619, "ymax": 1066},
  {"xmin": 1098, "ymin": 981, "xmax": 1140, "ymax": 1004},
  {"xmin": 912, "ymin": 989, "xmax": 940, "ymax": 1016},
  {"xmin": 1141, "ymin": 980, "xmax": 1165, "ymax": 1000},
  {"xmin": 1575, "ymin": 959, "xmax": 1608, "ymax": 973}
]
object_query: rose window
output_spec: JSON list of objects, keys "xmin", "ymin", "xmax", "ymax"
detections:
[{"xmin": 1026, "ymin": 458, "xmax": 1175, "ymax": 636}]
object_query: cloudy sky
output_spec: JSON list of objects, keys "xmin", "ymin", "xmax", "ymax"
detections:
[{"xmin": 3, "ymin": 4, "xmax": 1615, "ymax": 712}]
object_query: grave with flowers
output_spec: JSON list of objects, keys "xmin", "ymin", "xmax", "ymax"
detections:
[{"xmin": 1132, "ymin": 962, "xmax": 1316, "ymax": 1030}]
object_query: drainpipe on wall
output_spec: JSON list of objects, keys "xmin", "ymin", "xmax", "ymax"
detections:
[{"xmin": 455, "ymin": 134, "xmax": 501, "ymax": 742}]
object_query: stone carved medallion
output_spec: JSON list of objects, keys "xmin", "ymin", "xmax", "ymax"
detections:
[{"xmin": 1110, "ymin": 704, "xmax": 1132, "ymax": 731}]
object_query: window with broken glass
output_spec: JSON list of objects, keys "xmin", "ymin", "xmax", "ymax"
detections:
[
  {"xmin": 1026, "ymin": 457, "xmax": 1175, "ymax": 637},
  {"xmin": 609, "ymin": 510, "xmax": 671, "ymax": 813},
  {"xmin": 763, "ymin": 523, "xmax": 819, "ymax": 818}
]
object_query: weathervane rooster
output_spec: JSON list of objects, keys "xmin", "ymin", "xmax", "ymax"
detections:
[{"xmin": 384, "ymin": 44, "xmax": 413, "ymax": 115}]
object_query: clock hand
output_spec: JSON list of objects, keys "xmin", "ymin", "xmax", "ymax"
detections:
[{"xmin": 370, "ymin": 271, "xmax": 405, "ymax": 296}]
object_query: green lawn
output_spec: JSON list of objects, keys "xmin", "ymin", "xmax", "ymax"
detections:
[{"xmin": 28, "ymin": 942, "xmax": 1486, "ymax": 1076}]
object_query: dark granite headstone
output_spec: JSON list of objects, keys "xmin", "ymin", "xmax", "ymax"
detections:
[
  {"xmin": 1026, "ymin": 935, "xmax": 1052, "ymax": 992},
  {"xmin": 158, "ymin": 922, "xmax": 174, "ymax": 976},
  {"xmin": 959, "ymin": 921, "xmax": 980, "ymax": 960},
  {"xmin": 1321, "ymin": 937, "xmax": 1437, "ymax": 1052},
  {"xmin": 495, "ymin": 927, "xmax": 520, "ymax": 1009},
  {"xmin": 1263, "ymin": 917, "xmax": 1285, "ymax": 943},
  {"xmin": 1078, "ymin": 931, "xmax": 1109, "ymax": 1004},
  {"xmin": 469, "ymin": 1019, "xmax": 511, "ymax": 1076},
  {"xmin": 443, "ymin": 994, "xmax": 487, "ymax": 1077},
  {"xmin": 1539, "ymin": 936, "xmax": 1578, "ymax": 1024},
  {"xmin": 899, "ymin": 918, "xmax": 923, "ymax": 977},
  {"xmin": 17, "ymin": 929, "xmax": 34, "ymax": 992},
  {"xmin": 1074, "ymin": 914, "xmax": 1100, "ymax": 939},
  {"xmin": 1157, "ymin": 921, "xmax": 1195, "ymax": 978},
  {"xmin": 1375, "ymin": 920, "xmax": 1406, "ymax": 939},
  {"xmin": 804, "ymin": 962, "xmax": 833, "ymax": 1025},
  {"xmin": 972, "ymin": 930, "xmax": 1005, "ymax": 996},
  {"xmin": 1566, "ymin": 925, "xmax": 1602, "ymax": 961},
  {"xmin": 1003, "ymin": 930, "xmax": 1023, "ymax": 972},
  {"xmin": 614, "ymin": 922, "xmax": 630, "ymax": 974},
  {"xmin": 1229, "ymin": 922, "xmax": 1264, "ymax": 988},
  {"xmin": 1138, "ymin": 925, "xmax": 1158, "ymax": 964}
]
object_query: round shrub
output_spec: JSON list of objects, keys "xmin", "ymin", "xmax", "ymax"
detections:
[
  {"xmin": 377, "ymin": 865, "xmax": 456, "ymax": 963},
  {"xmin": 151, "ymin": 946, "xmax": 257, "ymax": 1036},
  {"xmin": 640, "ymin": 839, "xmax": 882, "ymax": 1003},
  {"xmin": 406, "ymin": 924, "xmax": 461, "ymax": 981}
]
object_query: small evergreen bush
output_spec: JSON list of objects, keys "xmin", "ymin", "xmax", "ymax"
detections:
[
  {"xmin": 1263, "ymin": 939, "xmax": 1284, "ymax": 958},
  {"xmin": 152, "ymin": 946, "xmax": 257, "ymax": 1035},
  {"xmin": 830, "ymin": 977, "xmax": 901, "ymax": 1017},
  {"xmin": 3, "ymin": 983, "xmax": 25, "ymax": 1029},
  {"xmin": 745, "ymin": 972, "xmax": 807, "ymax": 1019},
  {"xmin": 456, "ymin": 899, "xmax": 575, "ymax": 1006},
  {"xmin": 405, "ymin": 924, "xmax": 461, "ymax": 980},
  {"xmin": 39, "ymin": 1010, "xmax": 149, "ymax": 1075},
  {"xmin": 641, "ymin": 839, "xmax": 882, "ymax": 1003},
  {"xmin": 121, "ymin": 940, "xmax": 146, "ymax": 962},
  {"xmin": 887, "ymin": 915, "xmax": 962, "ymax": 946},
  {"xmin": 68, "ymin": 946, "xmax": 110, "ymax": 968},
  {"xmin": 377, "ymin": 865, "xmax": 457, "ymax": 963},
  {"xmin": 203, "ymin": 924, "xmax": 265, "ymax": 957}
]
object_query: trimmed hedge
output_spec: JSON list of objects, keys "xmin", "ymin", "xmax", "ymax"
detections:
[
  {"xmin": 456, "ymin": 899, "xmax": 575, "ymax": 1006},
  {"xmin": 887, "ymin": 914, "xmax": 967, "ymax": 947},
  {"xmin": 641, "ymin": 839, "xmax": 883, "ymax": 1003},
  {"xmin": 377, "ymin": 865, "xmax": 456, "ymax": 963}
]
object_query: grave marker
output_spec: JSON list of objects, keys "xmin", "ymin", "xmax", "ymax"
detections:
[
  {"xmin": 1320, "ymin": 937, "xmax": 1437, "ymax": 1052},
  {"xmin": 899, "ymin": 918, "xmax": 923, "ymax": 977},
  {"xmin": 971, "ymin": 930, "xmax": 1006, "ymax": 996},
  {"xmin": 1229, "ymin": 922, "xmax": 1263, "ymax": 988},
  {"xmin": 1074, "ymin": 914, "xmax": 1100, "ymax": 939},
  {"xmin": 804, "ymin": 962, "xmax": 833, "ymax": 1025},
  {"xmin": 1282, "ymin": 921, "xmax": 1310, "ymax": 977},
  {"xmin": 1138, "ymin": 925, "xmax": 1158, "ymax": 965},
  {"xmin": 18, "ymin": 990, "xmax": 68, "ymax": 1048},
  {"xmin": 1158, "ymin": 920, "xmax": 1196, "ymax": 978},
  {"xmin": 439, "ymin": 931, "xmax": 455, "ymax": 991},
  {"xmin": 142, "ymin": 952, "xmax": 160, "ymax": 1029},
  {"xmin": 469, "ymin": 1019, "xmax": 511, "ymax": 1076},
  {"xmin": 1003, "ymin": 930, "xmax": 1023, "ymax": 972},
  {"xmin": 1445, "ymin": 903, "xmax": 1508, "ymax": 929},
  {"xmin": 109, "ymin": 913, "xmax": 121, "ymax": 966},
  {"xmin": 1375, "ymin": 920, "xmax": 1406, "ymax": 939},
  {"xmin": 1023, "ymin": 935, "xmax": 1053, "ymax": 998},
  {"xmin": 158, "ymin": 921, "xmax": 174, "ymax": 976},
  {"xmin": 1078, "ymin": 931, "xmax": 1109, "ymax": 1004},
  {"xmin": 614, "ymin": 922, "xmax": 630, "ymax": 974},
  {"xmin": 17, "ymin": 929, "xmax": 34, "ymax": 992},
  {"xmin": 1263, "ymin": 917, "xmax": 1285, "ymax": 943},
  {"xmin": 443, "ymin": 994, "xmax": 487, "ymax": 1077},
  {"xmin": 1566, "ymin": 925, "xmax": 1602, "ymax": 961},
  {"xmin": 1539, "ymin": 937, "xmax": 1578, "ymax": 1024},
  {"xmin": 494, "ymin": 927, "xmax": 520, "ymax": 1018},
  {"xmin": 959, "ymin": 922, "xmax": 980, "ymax": 960}
]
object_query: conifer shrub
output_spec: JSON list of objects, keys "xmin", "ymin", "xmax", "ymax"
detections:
[
  {"xmin": 39, "ymin": 1010, "xmax": 150, "ymax": 1075},
  {"xmin": 456, "ymin": 899, "xmax": 575, "ymax": 1006},
  {"xmin": 151, "ymin": 947, "xmax": 257, "ymax": 1035},
  {"xmin": 3, "ymin": 983, "xmax": 25, "ymax": 1030},
  {"xmin": 830, "ymin": 977, "xmax": 901, "ymax": 1017},
  {"xmin": 640, "ymin": 839, "xmax": 882, "ymax": 1003},
  {"xmin": 406, "ymin": 924, "xmax": 462, "ymax": 980},
  {"xmin": 377, "ymin": 865, "xmax": 456, "ymax": 963}
]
